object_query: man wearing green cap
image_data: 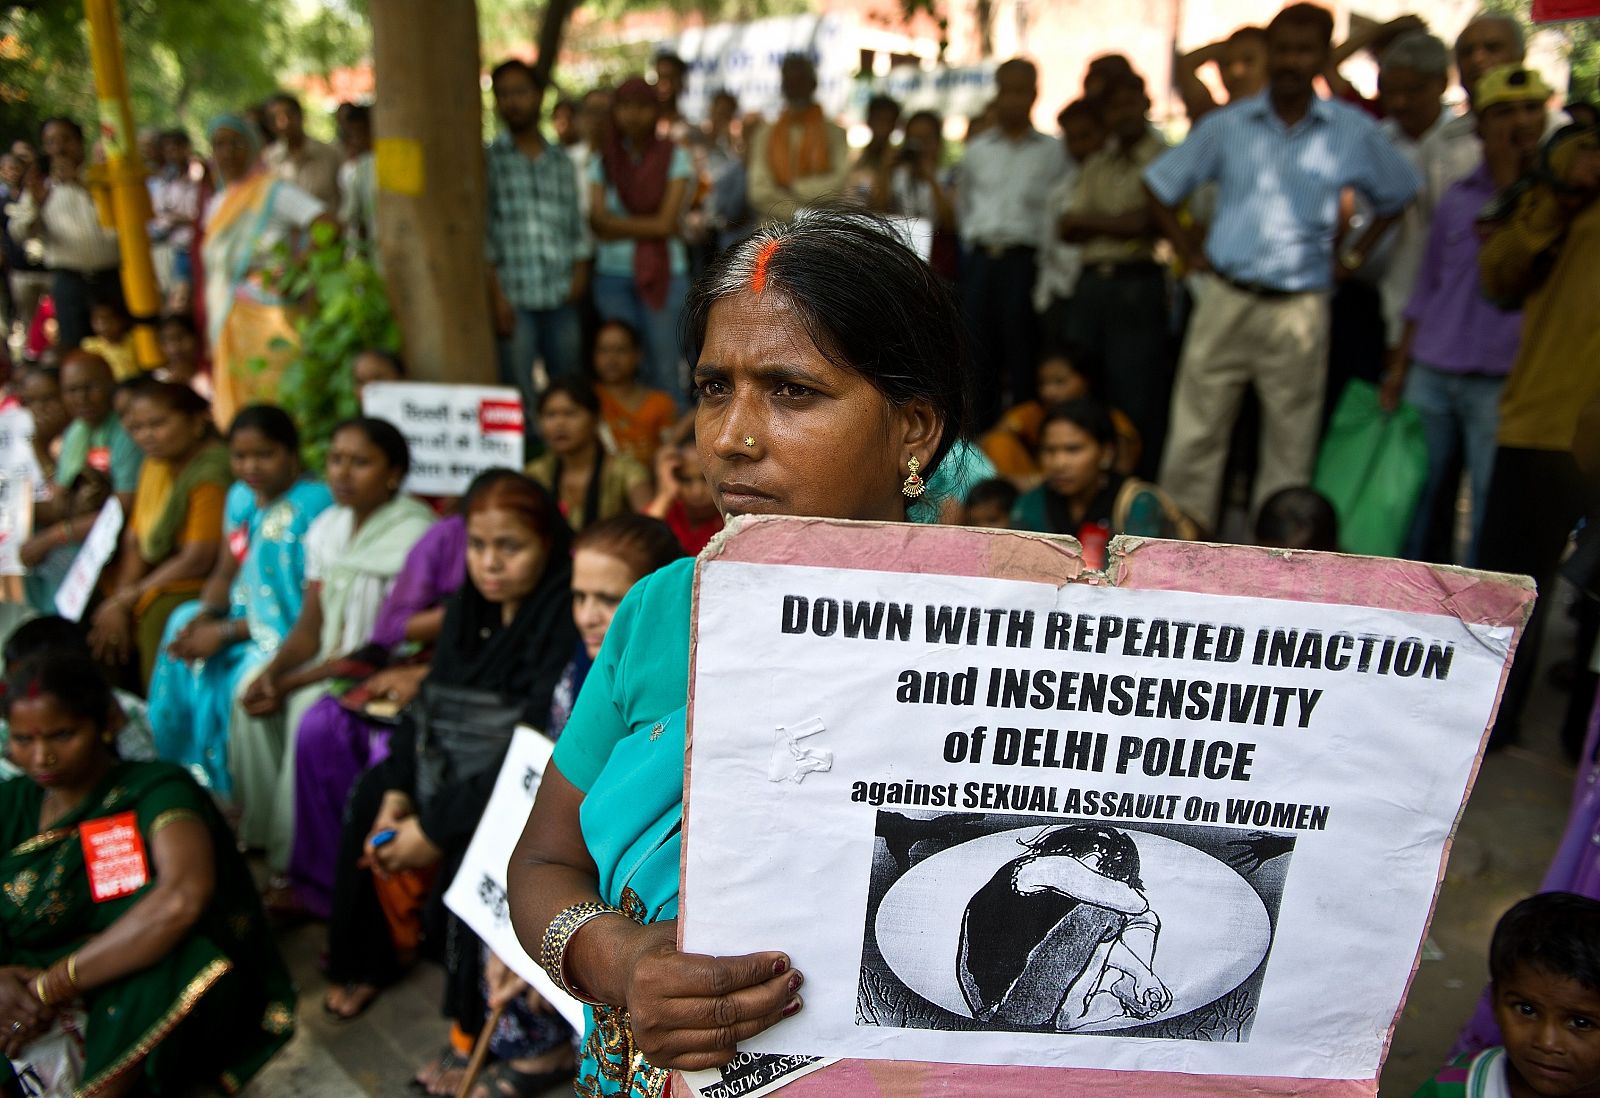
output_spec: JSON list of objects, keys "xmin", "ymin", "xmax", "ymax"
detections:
[{"xmin": 1475, "ymin": 66, "xmax": 1600, "ymax": 749}]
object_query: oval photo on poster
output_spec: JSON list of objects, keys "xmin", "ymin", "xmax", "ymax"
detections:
[{"xmin": 874, "ymin": 825, "xmax": 1274, "ymax": 1030}]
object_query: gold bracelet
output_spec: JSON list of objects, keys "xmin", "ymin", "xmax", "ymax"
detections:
[
  {"xmin": 33, "ymin": 973, "xmax": 49, "ymax": 1006},
  {"xmin": 65, "ymin": 953, "xmax": 79, "ymax": 991},
  {"xmin": 538, "ymin": 901, "xmax": 621, "ymax": 1005}
]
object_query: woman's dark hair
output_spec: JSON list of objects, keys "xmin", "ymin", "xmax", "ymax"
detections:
[
  {"xmin": 126, "ymin": 377, "xmax": 213, "ymax": 420},
  {"xmin": 536, "ymin": 376, "xmax": 601, "ymax": 418},
  {"xmin": 2, "ymin": 651, "xmax": 114, "ymax": 731},
  {"xmin": 465, "ymin": 470, "xmax": 563, "ymax": 552},
  {"xmin": 1254, "ymin": 486, "xmax": 1339, "ymax": 552},
  {"xmin": 331, "ymin": 416, "xmax": 411, "ymax": 478},
  {"xmin": 354, "ymin": 347, "xmax": 405, "ymax": 377},
  {"xmin": 1489, "ymin": 892, "xmax": 1600, "ymax": 993},
  {"xmin": 1024, "ymin": 825, "xmax": 1144, "ymax": 890},
  {"xmin": 1038, "ymin": 397, "xmax": 1117, "ymax": 451},
  {"xmin": 904, "ymin": 108, "xmax": 944, "ymax": 135},
  {"xmin": 39, "ymin": 116, "xmax": 84, "ymax": 143},
  {"xmin": 685, "ymin": 211, "xmax": 972, "ymax": 475},
  {"xmin": 595, "ymin": 318, "xmax": 643, "ymax": 352},
  {"xmin": 159, "ymin": 312, "xmax": 196, "ymax": 337},
  {"xmin": 964, "ymin": 477, "xmax": 1019, "ymax": 515},
  {"xmin": 228, "ymin": 404, "xmax": 301, "ymax": 452},
  {"xmin": 2, "ymin": 615, "xmax": 89, "ymax": 667},
  {"xmin": 575, "ymin": 514, "xmax": 685, "ymax": 579}
]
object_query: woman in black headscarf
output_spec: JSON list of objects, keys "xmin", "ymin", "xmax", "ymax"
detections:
[{"xmin": 321, "ymin": 472, "xmax": 576, "ymax": 1055}]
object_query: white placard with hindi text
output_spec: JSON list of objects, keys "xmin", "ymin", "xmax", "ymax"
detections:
[
  {"xmin": 444, "ymin": 725, "xmax": 586, "ymax": 1033},
  {"xmin": 681, "ymin": 559, "xmax": 1514, "ymax": 1082},
  {"xmin": 361, "ymin": 382, "xmax": 525, "ymax": 496},
  {"xmin": 53, "ymin": 498, "xmax": 123, "ymax": 622},
  {"xmin": 0, "ymin": 406, "xmax": 48, "ymax": 502}
]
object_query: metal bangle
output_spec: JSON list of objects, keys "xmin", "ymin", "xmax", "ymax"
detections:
[{"xmin": 538, "ymin": 901, "xmax": 621, "ymax": 1006}]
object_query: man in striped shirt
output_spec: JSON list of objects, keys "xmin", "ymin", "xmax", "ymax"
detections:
[{"xmin": 1144, "ymin": 2, "xmax": 1420, "ymax": 533}]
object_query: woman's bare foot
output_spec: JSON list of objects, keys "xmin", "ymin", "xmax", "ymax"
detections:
[{"xmin": 322, "ymin": 982, "xmax": 379, "ymax": 1020}]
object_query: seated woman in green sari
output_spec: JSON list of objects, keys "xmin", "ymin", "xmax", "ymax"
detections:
[{"xmin": 0, "ymin": 651, "xmax": 294, "ymax": 1096}]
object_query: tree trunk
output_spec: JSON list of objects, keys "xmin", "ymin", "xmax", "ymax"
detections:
[
  {"xmin": 369, "ymin": 0, "xmax": 494, "ymax": 384},
  {"xmin": 533, "ymin": 0, "xmax": 582, "ymax": 87}
]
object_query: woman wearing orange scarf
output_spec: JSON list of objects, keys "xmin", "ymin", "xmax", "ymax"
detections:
[
  {"xmin": 747, "ymin": 54, "xmax": 850, "ymax": 224},
  {"xmin": 589, "ymin": 78, "xmax": 694, "ymax": 404}
]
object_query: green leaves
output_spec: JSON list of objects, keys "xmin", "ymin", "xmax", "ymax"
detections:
[{"xmin": 273, "ymin": 233, "xmax": 401, "ymax": 470}]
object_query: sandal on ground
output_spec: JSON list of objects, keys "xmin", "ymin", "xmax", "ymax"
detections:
[
  {"xmin": 322, "ymin": 982, "xmax": 379, "ymax": 1021},
  {"xmin": 470, "ymin": 1059, "xmax": 577, "ymax": 1098},
  {"xmin": 412, "ymin": 1047, "xmax": 469, "ymax": 1092}
]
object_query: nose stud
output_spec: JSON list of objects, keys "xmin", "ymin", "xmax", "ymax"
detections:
[{"xmin": 743, "ymin": 436, "xmax": 755, "ymax": 448}]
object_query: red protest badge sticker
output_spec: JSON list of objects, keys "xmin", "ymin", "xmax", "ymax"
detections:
[
  {"xmin": 478, "ymin": 399, "xmax": 523, "ymax": 436},
  {"xmin": 79, "ymin": 812, "xmax": 149, "ymax": 902}
]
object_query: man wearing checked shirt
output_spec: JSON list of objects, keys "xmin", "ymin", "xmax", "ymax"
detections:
[{"xmin": 1144, "ymin": 2, "xmax": 1421, "ymax": 533}]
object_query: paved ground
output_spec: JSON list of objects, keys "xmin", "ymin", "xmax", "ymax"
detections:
[{"xmin": 241, "ymin": 585, "xmax": 1589, "ymax": 1098}]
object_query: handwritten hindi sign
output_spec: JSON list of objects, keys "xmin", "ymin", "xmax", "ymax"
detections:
[
  {"xmin": 680, "ymin": 518, "xmax": 1532, "ymax": 1096},
  {"xmin": 54, "ymin": 498, "xmax": 124, "ymax": 622},
  {"xmin": 361, "ymin": 382, "xmax": 525, "ymax": 496},
  {"xmin": 444, "ymin": 726, "xmax": 587, "ymax": 1033}
]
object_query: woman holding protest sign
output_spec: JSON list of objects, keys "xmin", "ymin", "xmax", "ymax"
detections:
[{"xmin": 507, "ymin": 212, "xmax": 971, "ymax": 1095}]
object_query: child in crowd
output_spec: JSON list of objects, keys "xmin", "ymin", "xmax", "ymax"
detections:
[
  {"xmin": 980, "ymin": 352, "xmax": 1141, "ymax": 489},
  {"xmin": 1254, "ymin": 486, "xmax": 1340, "ymax": 552},
  {"xmin": 80, "ymin": 296, "xmax": 140, "ymax": 380},
  {"xmin": 646, "ymin": 433, "xmax": 723, "ymax": 554},
  {"xmin": 1010, "ymin": 398, "xmax": 1193, "ymax": 569},
  {"xmin": 962, "ymin": 477, "xmax": 1019, "ymax": 529},
  {"xmin": 155, "ymin": 312, "xmax": 213, "ymax": 401},
  {"xmin": 593, "ymin": 318, "xmax": 679, "ymax": 469},
  {"xmin": 1411, "ymin": 892, "xmax": 1600, "ymax": 1097},
  {"xmin": 352, "ymin": 348, "xmax": 404, "ymax": 402}
]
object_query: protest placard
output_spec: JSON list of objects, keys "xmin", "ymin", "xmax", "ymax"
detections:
[
  {"xmin": 54, "ymin": 499, "xmax": 124, "ymax": 622},
  {"xmin": 0, "ymin": 406, "xmax": 47, "ymax": 501},
  {"xmin": 0, "ymin": 471, "xmax": 34, "ymax": 576},
  {"xmin": 679, "ymin": 518, "xmax": 1533, "ymax": 1096},
  {"xmin": 443, "ymin": 725, "xmax": 587, "ymax": 1033},
  {"xmin": 361, "ymin": 382, "xmax": 525, "ymax": 496}
]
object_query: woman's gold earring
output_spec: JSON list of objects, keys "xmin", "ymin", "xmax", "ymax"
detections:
[{"xmin": 901, "ymin": 456, "xmax": 926, "ymax": 499}]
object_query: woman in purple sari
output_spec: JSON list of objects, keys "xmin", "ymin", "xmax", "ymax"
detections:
[{"xmin": 279, "ymin": 511, "xmax": 468, "ymax": 918}]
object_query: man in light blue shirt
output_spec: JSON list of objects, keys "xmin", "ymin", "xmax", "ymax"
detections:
[{"xmin": 1143, "ymin": 2, "xmax": 1420, "ymax": 531}]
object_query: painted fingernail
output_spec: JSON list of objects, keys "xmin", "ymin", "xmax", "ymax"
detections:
[
  {"xmin": 782, "ymin": 996, "xmax": 802, "ymax": 1017},
  {"xmin": 771, "ymin": 958, "xmax": 788, "ymax": 976},
  {"xmin": 788, "ymin": 972, "xmax": 802, "ymax": 994}
]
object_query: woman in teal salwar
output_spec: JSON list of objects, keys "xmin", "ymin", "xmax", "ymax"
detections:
[
  {"xmin": 506, "ymin": 214, "xmax": 972, "ymax": 1096},
  {"xmin": 0, "ymin": 651, "xmax": 294, "ymax": 1096},
  {"xmin": 146, "ymin": 405, "xmax": 332, "ymax": 795}
]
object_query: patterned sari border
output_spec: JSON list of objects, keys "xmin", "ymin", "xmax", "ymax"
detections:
[
  {"xmin": 8, "ymin": 827, "xmax": 73, "ymax": 858},
  {"xmin": 75, "ymin": 956, "xmax": 232, "ymax": 1098},
  {"xmin": 149, "ymin": 808, "xmax": 204, "ymax": 836}
]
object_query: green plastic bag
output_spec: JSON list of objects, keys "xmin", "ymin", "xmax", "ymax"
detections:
[{"xmin": 1311, "ymin": 380, "xmax": 1429, "ymax": 557}]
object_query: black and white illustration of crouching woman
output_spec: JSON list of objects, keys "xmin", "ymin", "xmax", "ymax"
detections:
[{"xmin": 956, "ymin": 825, "xmax": 1173, "ymax": 1031}]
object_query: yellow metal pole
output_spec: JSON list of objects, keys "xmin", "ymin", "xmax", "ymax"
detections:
[{"xmin": 83, "ymin": 0, "xmax": 162, "ymax": 370}]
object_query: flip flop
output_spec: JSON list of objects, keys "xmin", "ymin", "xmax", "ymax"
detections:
[
  {"xmin": 412, "ymin": 1047, "xmax": 469, "ymax": 1092},
  {"xmin": 322, "ymin": 983, "xmax": 379, "ymax": 1021}
]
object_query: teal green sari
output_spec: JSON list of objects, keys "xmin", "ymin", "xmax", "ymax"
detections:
[
  {"xmin": 0, "ymin": 761, "xmax": 294, "ymax": 1095},
  {"xmin": 552, "ymin": 558, "xmax": 694, "ymax": 1098}
]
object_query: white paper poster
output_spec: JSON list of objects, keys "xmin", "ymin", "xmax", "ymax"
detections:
[
  {"xmin": 0, "ymin": 472, "xmax": 34, "ymax": 576},
  {"xmin": 361, "ymin": 382, "xmax": 525, "ymax": 496},
  {"xmin": 53, "ymin": 498, "xmax": 123, "ymax": 622},
  {"xmin": 443, "ymin": 725, "xmax": 587, "ymax": 1033},
  {"xmin": 0, "ymin": 406, "xmax": 48, "ymax": 503},
  {"xmin": 681, "ymin": 561, "xmax": 1512, "ymax": 1082}
]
